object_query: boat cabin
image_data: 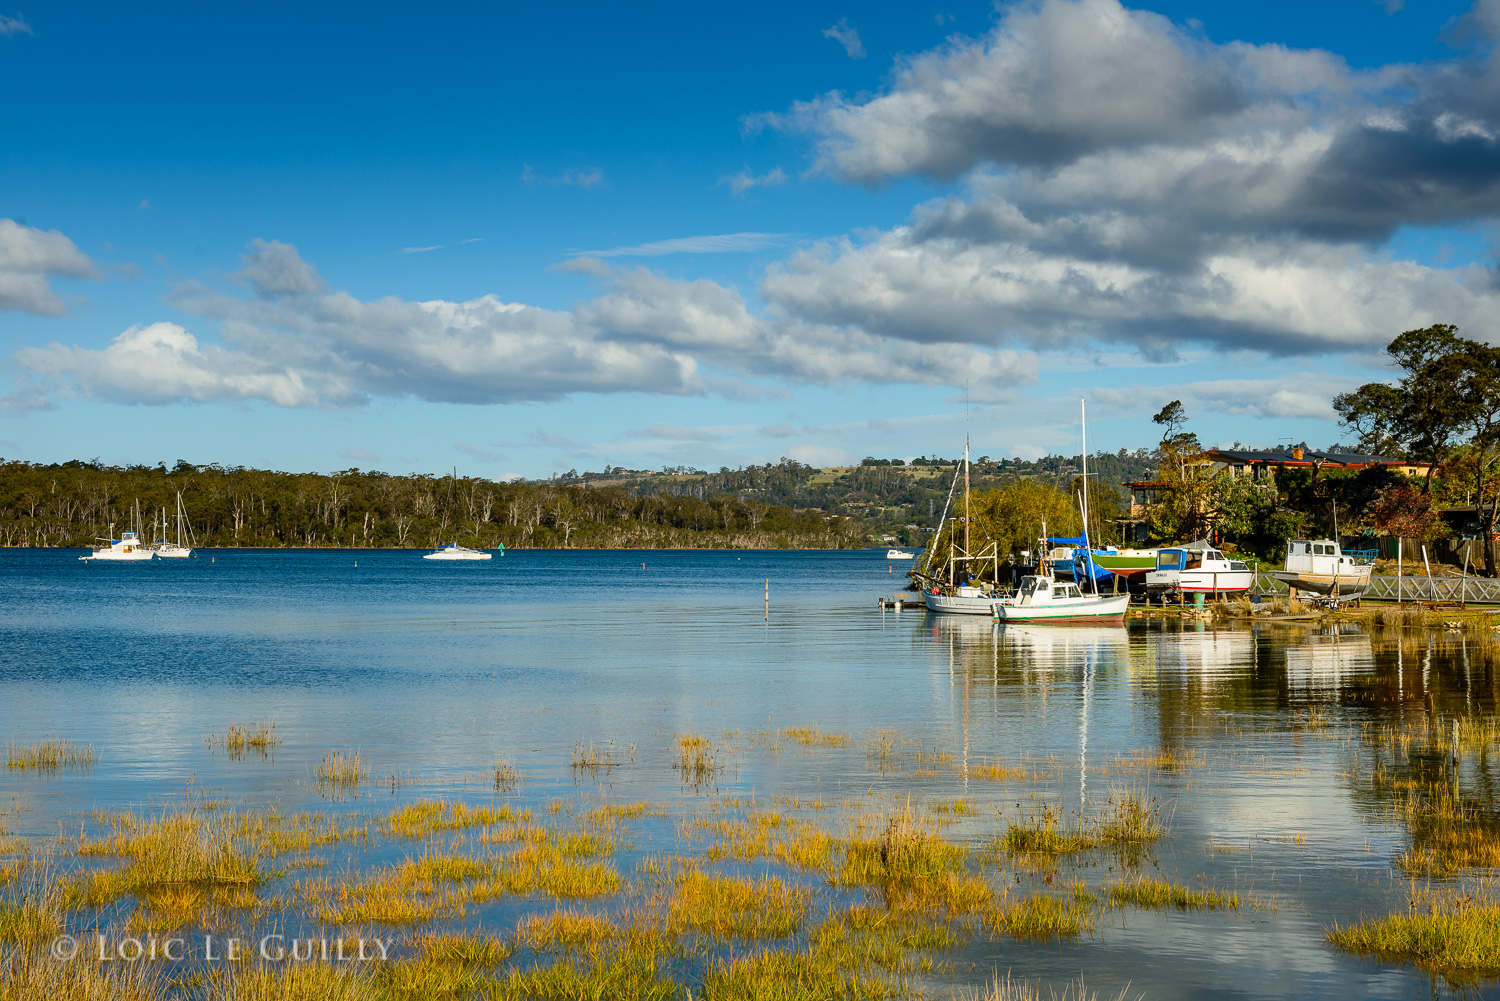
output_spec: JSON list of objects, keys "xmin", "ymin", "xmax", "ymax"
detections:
[
  {"xmin": 1155, "ymin": 545, "xmax": 1248, "ymax": 573},
  {"xmin": 1284, "ymin": 540, "xmax": 1373, "ymax": 575},
  {"xmin": 1017, "ymin": 576, "xmax": 1084, "ymax": 605}
]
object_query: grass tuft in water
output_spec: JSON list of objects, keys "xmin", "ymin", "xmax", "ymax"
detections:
[
  {"xmin": 6, "ymin": 739, "xmax": 95, "ymax": 772},
  {"xmin": 1108, "ymin": 877, "xmax": 1237, "ymax": 911},
  {"xmin": 1326, "ymin": 900, "xmax": 1500, "ymax": 981},
  {"xmin": 205, "ymin": 723, "xmax": 279, "ymax": 759},
  {"xmin": 314, "ymin": 751, "xmax": 365, "ymax": 791}
]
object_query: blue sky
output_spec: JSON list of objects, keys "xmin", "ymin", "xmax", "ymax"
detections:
[{"xmin": 1, "ymin": 0, "xmax": 1495, "ymax": 477}]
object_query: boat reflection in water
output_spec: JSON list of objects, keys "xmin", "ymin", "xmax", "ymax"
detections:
[{"xmin": 1284, "ymin": 628, "xmax": 1375, "ymax": 696}]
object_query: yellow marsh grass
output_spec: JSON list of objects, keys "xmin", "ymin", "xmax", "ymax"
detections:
[
  {"xmin": 1102, "ymin": 748, "xmax": 1204, "ymax": 775},
  {"xmin": 314, "ymin": 751, "xmax": 365, "ymax": 790},
  {"xmin": 205, "ymin": 961, "xmax": 373, "ymax": 1001},
  {"xmin": 986, "ymin": 894, "xmax": 1094, "ymax": 942},
  {"xmin": 0, "ymin": 863, "xmax": 64, "ymax": 944},
  {"xmin": 516, "ymin": 909, "xmax": 618, "ymax": 952},
  {"xmin": 468, "ymin": 836, "xmax": 622, "ymax": 900},
  {"xmin": 72, "ymin": 811, "xmax": 261, "ymax": 906},
  {"xmin": 999, "ymin": 794, "xmax": 1166, "ymax": 858},
  {"xmin": 571, "ymin": 740, "xmax": 624, "ymax": 774},
  {"xmin": 492, "ymin": 947, "xmax": 676, "ymax": 1001},
  {"xmin": 781, "ymin": 727, "xmax": 848, "ymax": 749},
  {"xmin": 385, "ymin": 800, "xmax": 528, "ymax": 839},
  {"xmin": 703, "ymin": 905, "xmax": 962, "ymax": 999},
  {"xmin": 675, "ymin": 734, "xmax": 717, "ymax": 784},
  {"xmin": 204, "ymin": 722, "xmax": 279, "ymax": 757},
  {"xmin": 413, "ymin": 929, "xmax": 511, "ymax": 967},
  {"xmin": 1108, "ymin": 877, "xmax": 1238, "ymax": 911},
  {"xmin": 6, "ymin": 739, "xmax": 94, "ymax": 772},
  {"xmin": 0, "ymin": 949, "xmax": 168, "ymax": 1001},
  {"xmin": 666, "ymin": 867, "xmax": 807, "ymax": 939},
  {"xmin": 1326, "ymin": 901, "xmax": 1500, "ymax": 981}
]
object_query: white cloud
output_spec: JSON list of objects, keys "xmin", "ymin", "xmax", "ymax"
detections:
[
  {"xmin": 570, "ymin": 232, "xmax": 792, "ymax": 257},
  {"xmin": 0, "ymin": 13, "xmax": 31, "ymax": 36},
  {"xmin": 0, "ymin": 219, "xmax": 95, "ymax": 315},
  {"xmin": 719, "ymin": 166, "xmax": 787, "ymax": 197},
  {"xmin": 401, "ymin": 245, "xmax": 443, "ymax": 255},
  {"xmin": 1092, "ymin": 375, "xmax": 1351, "ymax": 421},
  {"xmin": 7, "ymin": 240, "xmax": 1037, "ymax": 412},
  {"xmin": 822, "ymin": 18, "xmax": 866, "ymax": 59},
  {"xmin": 342, "ymin": 447, "xmax": 379, "ymax": 463}
]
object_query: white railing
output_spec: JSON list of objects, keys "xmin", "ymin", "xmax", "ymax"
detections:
[{"xmin": 1252, "ymin": 572, "xmax": 1500, "ymax": 604}]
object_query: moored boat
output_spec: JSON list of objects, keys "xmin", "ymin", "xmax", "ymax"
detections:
[
  {"xmin": 993, "ymin": 575, "xmax": 1130, "ymax": 624},
  {"xmin": 886, "ymin": 548, "xmax": 915, "ymax": 560},
  {"xmin": 81, "ymin": 529, "xmax": 154, "ymax": 561},
  {"xmin": 423, "ymin": 543, "xmax": 496, "ymax": 561},
  {"xmin": 1270, "ymin": 539, "xmax": 1373, "ymax": 598}
]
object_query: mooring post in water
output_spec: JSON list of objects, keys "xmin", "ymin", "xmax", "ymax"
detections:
[{"xmin": 1452, "ymin": 719, "xmax": 1461, "ymax": 767}]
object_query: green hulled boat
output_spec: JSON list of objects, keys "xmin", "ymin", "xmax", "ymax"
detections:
[{"xmin": 1086, "ymin": 548, "xmax": 1158, "ymax": 578}]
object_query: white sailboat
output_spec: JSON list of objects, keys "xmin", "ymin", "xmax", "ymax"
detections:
[
  {"xmin": 920, "ymin": 441, "xmax": 1005, "ymax": 614},
  {"xmin": 151, "ymin": 492, "xmax": 195, "ymax": 558},
  {"xmin": 993, "ymin": 401, "xmax": 1129, "ymax": 625}
]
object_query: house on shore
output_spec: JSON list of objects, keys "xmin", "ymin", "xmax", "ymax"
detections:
[{"xmin": 1116, "ymin": 448, "xmax": 1430, "ymax": 543}]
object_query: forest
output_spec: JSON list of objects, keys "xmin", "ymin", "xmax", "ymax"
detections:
[{"xmin": 0, "ymin": 460, "xmax": 865, "ymax": 550}]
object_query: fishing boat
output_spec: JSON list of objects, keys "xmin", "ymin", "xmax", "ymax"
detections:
[
  {"xmin": 1145, "ymin": 541, "xmax": 1254, "ymax": 596},
  {"xmin": 918, "ymin": 441, "xmax": 1006, "ymax": 614},
  {"xmin": 1270, "ymin": 539, "xmax": 1373, "ymax": 598},
  {"xmin": 423, "ymin": 543, "xmax": 496, "ymax": 561},
  {"xmin": 992, "ymin": 575, "xmax": 1130, "ymax": 624},
  {"xmin": 151, "ymin": 492, "xmax": 195, "ymax": 558},
  {"xmin": 80, "ymin": 528, "xmax": 153, "ymax": 561},
  {"xmin": 886, "ymin": 548, "xmax": 915, "ymax": 560}
]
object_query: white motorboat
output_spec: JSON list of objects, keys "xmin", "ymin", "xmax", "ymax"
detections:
[
  {"xmin": 423, "ymin": 543, "xmax": 494, "ymax": 561},
  {"xmin": 886, "ymin": 548, "xmax": 915, "ymax": 560},
  {"xmin": 1146, "ymin": 541, "xmax": 1254, "ymax": 595},
  {"xmin": 993, "ymin": 575, "xmax": 1130, "ymax": 624},
  {"xmin": 81, "ymin": 530, "xmax": 154, "ymax": 561},
  {"xmin": 151, "ymin": 492, "xmax": 195, "ymax": 558},
  {"xmin": 1270, "ymin": 539, "xmax": 1373, "ymax": 598}
]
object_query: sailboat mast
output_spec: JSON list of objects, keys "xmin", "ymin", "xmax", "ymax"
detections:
[
  {"xmin": 963, "ymin": 442, "xmax": 971, "ymax": 562},
  {"xmin": 1080, "ymin": 399, "xmax": 1092, "ymax": 593}
]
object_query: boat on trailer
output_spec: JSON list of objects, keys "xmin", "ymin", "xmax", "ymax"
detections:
[
  {"xmin": 1145, "ymin": 541, "xmax": 1254, "ymax": 596},
  {"xmin": 1270, "ymin": 539, "xmax": 1373, "ymax": 598}
]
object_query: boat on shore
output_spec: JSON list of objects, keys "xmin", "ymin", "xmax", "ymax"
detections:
[
  {"xmin": 423, "ymin": 543, "xmax": 496, "ymax": 561},
  {"xmin": 1145, "ymin": 541, "xmax": 1254, "ymax": 596},
  {"xmin": 1270, "ymin": 539, "xmax": 1373, "ymax": 598}
]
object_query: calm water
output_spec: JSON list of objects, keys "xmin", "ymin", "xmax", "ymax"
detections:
[{"xmin": 2, "ymin": 548, "xmax": 1498, "ymax": 998}]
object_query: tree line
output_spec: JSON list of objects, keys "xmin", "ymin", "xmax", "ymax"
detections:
[{"xmin": 0, "ymin": 461, "xmax": 865, "ymax": 550}]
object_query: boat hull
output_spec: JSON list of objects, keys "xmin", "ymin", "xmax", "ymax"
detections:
[
  {"xmin": 81, "ymin": 550, "xmax": 154, "ymax": 561},
  {"xmin": 423, "ymin": 551, "xmax": 492, "ymax": 561},
  {"xmin": 1147, "ymin": 569, "xmax": 1255, "ymax": 593},
  {"xmin": 994, "ymin": 594, "xmax": 1130, "ymax": 624},
  {"xmin": 153, "ymin": 545, "xmax": 192, "ymax": 558},
  {"xmin": 922, "ymin": 591, "xmax": 997, "ymax": 615},
  {"xmin": 1269, "ymin": 569, "xmax": 1372, "ymax": 598},
  {"xmin": 885, "ymin": 550, "xmax": 915, "ymax": 560}
]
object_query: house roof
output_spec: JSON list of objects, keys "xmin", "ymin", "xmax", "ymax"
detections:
[{"xmin": 1205, "ymin": 449, "xmax": 1426, "ymax": 468}]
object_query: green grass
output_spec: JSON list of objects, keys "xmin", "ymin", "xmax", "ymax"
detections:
[
  {"xmin": 6, "ymin": 739, "xmax": 95, "ymax": 772},
  {"xmin": 1327, "ymin": 902, "xmax": 1500, "ymax": 981}
]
